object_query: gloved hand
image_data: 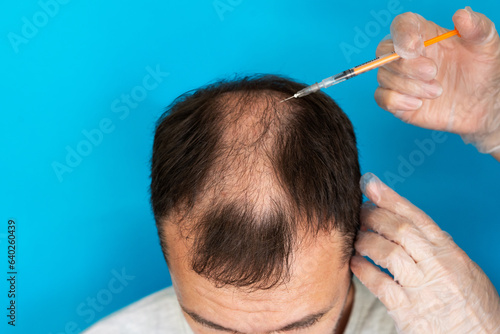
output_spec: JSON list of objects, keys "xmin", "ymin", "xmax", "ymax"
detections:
[
  {"xmin": 350, "ymin": 172, "xmax": 500, "ymax": 333},
  {"xmin": 374, "ymin": 7, "xmax": 500, "ymax": 155}
]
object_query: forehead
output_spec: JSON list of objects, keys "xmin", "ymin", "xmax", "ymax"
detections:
[
  {"xmin": 167, "ymin": 223, "xmax": 348, "ymax": 302},
  {"xmin": 166, "ymin": 225, "xmax": 351, "ymax": 333}
]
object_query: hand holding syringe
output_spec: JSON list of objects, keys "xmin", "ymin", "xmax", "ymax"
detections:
[{"xmin": 281, "ymin": 28, "xmax": 460, "ymax": 102}]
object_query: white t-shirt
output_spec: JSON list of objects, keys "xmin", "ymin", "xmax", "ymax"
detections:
[{"xmin": 83, "ymin": 277, "xmax": 397, "ymax": 333}]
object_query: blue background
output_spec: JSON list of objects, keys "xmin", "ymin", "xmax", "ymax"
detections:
[{"xmin": 1, "ymin": 0, "xmax": 499, "ymax": 333}]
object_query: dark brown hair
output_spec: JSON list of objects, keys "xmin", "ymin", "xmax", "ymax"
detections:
[{"xmin": 150, "ymin": 74, "xmax": 361, "ymax": 290}]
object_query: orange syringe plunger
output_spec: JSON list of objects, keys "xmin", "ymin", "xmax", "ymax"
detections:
[{"xmin": 281, "ymin": 27, "xmax": 460, "ymax": 102}]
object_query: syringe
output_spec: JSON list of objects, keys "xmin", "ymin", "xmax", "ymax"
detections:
[{"xmin": 281, "ymin": 28, "xmax": 460, "ymax": 103}]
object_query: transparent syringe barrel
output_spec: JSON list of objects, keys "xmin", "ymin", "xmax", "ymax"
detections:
[
  {"xmin": 319, "ymin": 75, "xmax": 338, "ymax": 89},
  {"xmin": 320, "ymin": 69, "xmax": 356, "ymax": 89},
  {"xmin": 295, "ymin": 69, "xmax": 356, "ymax": 98}
]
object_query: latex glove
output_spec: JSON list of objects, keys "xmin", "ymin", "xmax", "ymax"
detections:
[
  {"xmin": 350, "ymin": 172, "xmax": 500, "ymax": 333},
  {"xmin": 374, "ymin": 7, "xmax": 500, "ymax": 155}
]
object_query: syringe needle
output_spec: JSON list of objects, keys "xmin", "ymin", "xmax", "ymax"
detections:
[{"xmin": 280, "ymin": 96, "xmax": 295, "ymax": 103}]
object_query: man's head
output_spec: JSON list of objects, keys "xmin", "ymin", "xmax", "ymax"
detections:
[{"xmin": 150, "ymin": 75, "xmax": 361, "ymax": 333}]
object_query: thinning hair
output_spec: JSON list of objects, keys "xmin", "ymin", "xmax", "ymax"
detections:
[{"xmin": 150, "ymin": 74, "xmax": 361, "ymax": 290}]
